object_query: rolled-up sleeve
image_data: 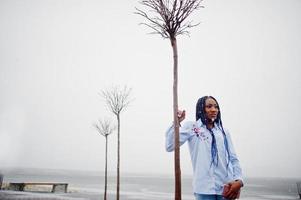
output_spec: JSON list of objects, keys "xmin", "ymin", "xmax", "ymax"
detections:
[{"xmin": 165, "ymin": 121, "xmax": 194, "ymax": 152}]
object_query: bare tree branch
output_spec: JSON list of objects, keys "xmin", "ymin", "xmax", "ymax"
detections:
[
  {"xmin": 100, "ymin": 86, "xmax": 133, "ymax": 115},
  {"xmin": 136, "ymin": 0, "xmax": 203, "ymax": 39},
  {"xmin": 93, "ymin": 118, "xmax": 115, "ymax": 137}
]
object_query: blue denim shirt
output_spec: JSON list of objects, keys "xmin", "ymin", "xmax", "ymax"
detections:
[{"xmin": 165, "ymin": 119, "xmax": 243, "ymax": 195}]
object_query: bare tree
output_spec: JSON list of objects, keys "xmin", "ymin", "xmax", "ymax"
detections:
[
  {"xmin": 101, "ymin": 86, "xmax": 132, "ymax": 200},
  {"xmin": 135, "ymin": 1, "xmax": 203, "ymax": 199},
  {"xmin": 93, "ymin": 118, "xmax": 115, "ymax": 200}
]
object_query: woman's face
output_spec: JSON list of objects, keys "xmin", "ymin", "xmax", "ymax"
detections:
[{"xmin": 205, "ymin": 98, "xmax": 219, "ymax": 122}]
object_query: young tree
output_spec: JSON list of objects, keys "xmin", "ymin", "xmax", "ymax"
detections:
[
  {"xmin": 101, "ymin": 86, "xmax": 132, "ymax": 200},
  {"xmin": 93, "ymin": 118, "xmax": 115, "ymax": 200},
  {"xmin": 136, "ymin": 1, "xmax": 203, "ymax": 199}
]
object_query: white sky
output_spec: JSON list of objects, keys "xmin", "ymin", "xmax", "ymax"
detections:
[{"xmin": 0, "ymin": 0, "xmax": 300, "ymax": 178}]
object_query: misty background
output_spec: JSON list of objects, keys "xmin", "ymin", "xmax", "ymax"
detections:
[{"xmin": 0, "ymin": 0, "xmax": 300, "ymax": 178}]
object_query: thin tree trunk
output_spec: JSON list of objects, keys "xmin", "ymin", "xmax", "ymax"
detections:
[
  {"xmin": 104, "ymin": 136, "xmax": 108, "ymax": 200},
  {"xmin": 171, "ymin": 37, "xmax": 181, "ymax": 200},
  {"xmin": 116, "ymin": 115, "xmax": 120, "ymax": 200}
]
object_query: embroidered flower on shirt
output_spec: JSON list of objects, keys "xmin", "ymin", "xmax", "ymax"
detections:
[
  {"xmin": 192, "ymin": 125, "xmax": 208, "ymax": 141},
  {"xmin": 192, "ymin": 124, "xmax": 201, "ymax": 136},
  {"xmin": 193, "ymin": 127, "xmax": 201, "ymax": 136}
]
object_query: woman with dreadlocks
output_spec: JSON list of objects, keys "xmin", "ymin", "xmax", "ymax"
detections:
[{"xmin": 166, "ymin": 96, "xmax": 243, "ymax": 200}]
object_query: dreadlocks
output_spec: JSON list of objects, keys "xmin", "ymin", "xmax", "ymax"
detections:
[{"xmin": 196, "ymin": 96, "xmax": 231, "ymax": 167}]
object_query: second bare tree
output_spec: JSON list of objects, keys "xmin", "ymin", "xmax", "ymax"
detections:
[{"xmin": 101, "ymin": 86, "xmax": 132, "ymax": 200}]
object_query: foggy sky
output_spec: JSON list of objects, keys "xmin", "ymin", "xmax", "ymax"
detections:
[{"xmin": 0, "ymin": 0, "xmax": 300, "ymax": 178}]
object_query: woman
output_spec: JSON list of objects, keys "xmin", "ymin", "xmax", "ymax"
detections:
[{"xmin": 166, "ymin": 96, "xmax": 243, "ymax": 200}]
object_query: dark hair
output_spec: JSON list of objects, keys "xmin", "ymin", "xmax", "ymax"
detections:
[{"xmin": 196, "ymin": 96, "xmax": 230, "ymax": 167}]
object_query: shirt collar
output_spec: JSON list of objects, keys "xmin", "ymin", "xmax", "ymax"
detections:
[
  {"xmin": 196, "ymin": 119, "xmax": 219, "ymax": 130},
  {"xmin": 196, "ymin": 119, "xmax": 205, "ymax": 127}
]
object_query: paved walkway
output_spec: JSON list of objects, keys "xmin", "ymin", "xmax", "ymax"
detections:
[{"xmin": 0, "ymin": 190, "xmax": 88, "ymax": 200}]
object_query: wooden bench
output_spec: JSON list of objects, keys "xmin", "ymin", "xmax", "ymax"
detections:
[{"xmin": 9, "ymin": 182, "xmax": 68, "ymax": 193}]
